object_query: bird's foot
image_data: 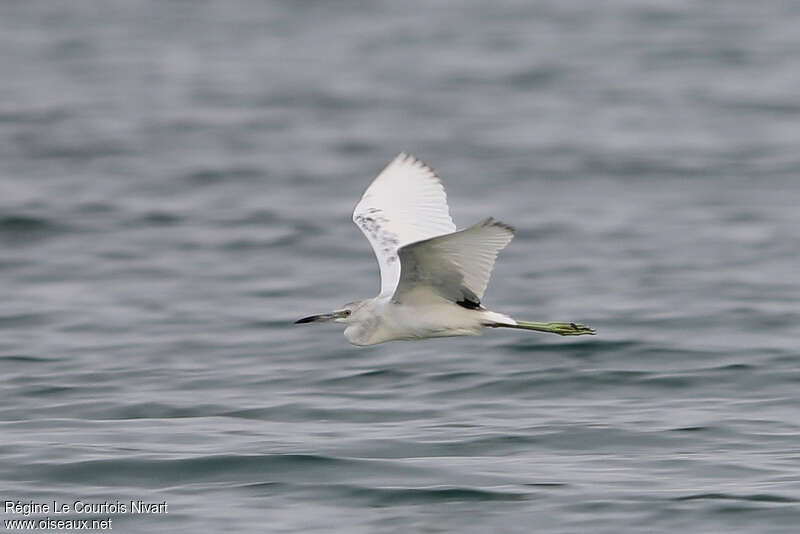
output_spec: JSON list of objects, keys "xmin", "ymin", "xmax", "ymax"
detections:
[
  {"xmin": 547, "ymin": 322, "xmax": 596, "ymax": 336},
  {"xmin": 514, "ymin": 320, "xmax": 596, "ymax": 336}
]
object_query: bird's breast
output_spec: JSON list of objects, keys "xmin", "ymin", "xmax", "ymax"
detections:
[{"xmin": 377, "ymin": 301, "xmax": 486, "ymax": 343}]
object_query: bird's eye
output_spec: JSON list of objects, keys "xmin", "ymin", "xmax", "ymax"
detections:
[{"xmin": 343, "ymin": 310, "xmax": 351, "ymax": 317}]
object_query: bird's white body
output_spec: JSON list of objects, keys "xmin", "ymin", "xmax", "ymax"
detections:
[
  {"xmin": 295, "ymin": 153, "xmax": 594, "ymax": 345},
  {"xmin": 343, "ymin": 292, "xmax": 515, "ymax": 346}
]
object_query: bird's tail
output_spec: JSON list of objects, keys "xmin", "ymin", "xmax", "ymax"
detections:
[{"xmin": 489, "ymin": 315, "xmax": 596, "ymax": 336}]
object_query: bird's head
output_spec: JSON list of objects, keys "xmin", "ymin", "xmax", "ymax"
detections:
[{"xmin": 294, "ymin": 300, "xmax": 368, "ymax": 325}]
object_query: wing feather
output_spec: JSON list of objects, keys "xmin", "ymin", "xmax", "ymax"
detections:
[
  {"xmin": 393, "ymin": 218, "xmax": 515, "ymax": 305},
  {"xmin": 353, "ymin": 153, "xmax": 456, "ymax": 296}
]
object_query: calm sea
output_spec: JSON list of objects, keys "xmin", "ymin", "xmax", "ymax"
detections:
[{"xmin": 2, "ymin": 1, "xmax": 799, "ymax": 532}]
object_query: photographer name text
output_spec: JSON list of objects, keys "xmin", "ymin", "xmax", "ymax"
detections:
[{"xmin": 4, "ymin": 499, "xmax": 167, "ymax": 516}]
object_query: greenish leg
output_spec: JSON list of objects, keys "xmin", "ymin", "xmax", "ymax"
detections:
[{"xmin": 514, "ymin": 320, "xmax": 596, "ymax": 336}]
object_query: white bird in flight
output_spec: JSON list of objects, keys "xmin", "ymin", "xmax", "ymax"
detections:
[{"xmin": 296, "ymin": 153, "xmax": 595, "ymax": 346}]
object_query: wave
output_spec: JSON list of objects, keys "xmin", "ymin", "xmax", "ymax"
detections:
[
  {"xmin": 20, "ymin": 454, "xmax": 427, "ymax": 488},
  {"xmin": 674, "ymin": 492, "xmax": 797, "ymax": 504}
]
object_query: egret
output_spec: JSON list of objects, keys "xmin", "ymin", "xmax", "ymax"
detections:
[{"xmin": 295, "ymin": 153, "xmax": 595, "ymax": 346}]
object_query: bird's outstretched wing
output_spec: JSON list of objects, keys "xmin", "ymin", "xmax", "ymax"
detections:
[
  {"xmin": 393, "ymin": 218, "xmax": 515, "ymax": 306},
  {"xmin": 353, "ymin": 153, "xmax": 456, "ymax": 296}
]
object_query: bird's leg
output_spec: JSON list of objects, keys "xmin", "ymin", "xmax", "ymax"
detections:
[{"xmin": 512, "ymin": 320, "xmax": 596, "ymax": 336}]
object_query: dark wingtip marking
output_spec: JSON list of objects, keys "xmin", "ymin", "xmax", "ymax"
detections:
[
  {"xmin": 481, "ymin": 217, "xmax": 516, "ymax": 235},
  {"xmin": 397, "ymin": 152, "xmax": 443, "ymax": 184}
]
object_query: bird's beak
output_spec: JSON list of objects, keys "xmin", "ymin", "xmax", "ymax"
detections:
[{"xmin": 294, "ymin": 311, "xmax": 345, "ymax": 324}]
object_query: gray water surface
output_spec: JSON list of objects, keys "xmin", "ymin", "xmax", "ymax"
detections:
[{"xmin": 2, "ymin": 1, "xmax": 800, "ymax": 532}]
